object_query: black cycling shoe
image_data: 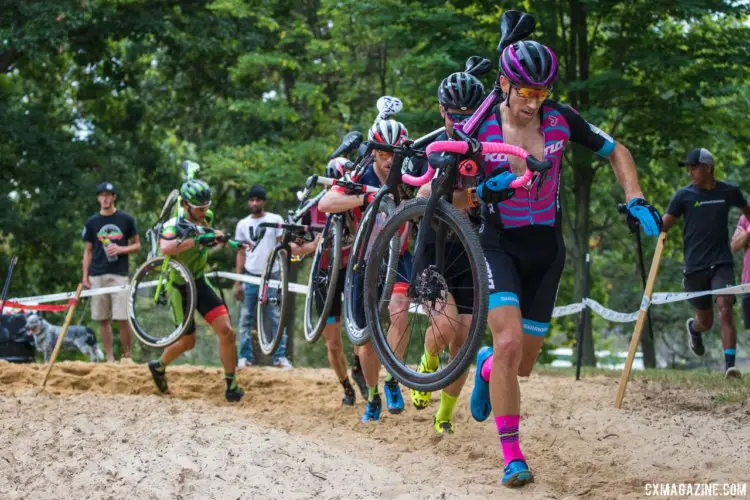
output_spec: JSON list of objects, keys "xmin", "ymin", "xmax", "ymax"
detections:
[
  {"xmin": 686, "ymin": 318, "xmax": 705, "ymax": 357},
  {"xmin": 225, "ymin": 385, "xmax": 245, "ymax": 402},
  {"xmin": 342, "ymin": 387, "xmax": 356, "ymax": 406},
  {"xmin": 148, "ymin": 360, "xmax": 169, "ymax": 394}
]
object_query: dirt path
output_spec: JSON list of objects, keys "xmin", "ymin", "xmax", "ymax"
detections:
[{"xmin": 1, "ymin": 362, "xmax": 748, "ymax": 499}]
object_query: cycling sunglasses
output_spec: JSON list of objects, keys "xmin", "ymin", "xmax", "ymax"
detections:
[
  {"xmin": 187, "ymin": 201, "xmax": 211, "ymax": 209},
  {"xmin": 446, "ymin": 112, "xmax": 473, "ymax": 123},
  {"xmin": 514, "ymin": 86, "xmax": 552, "ymax": 101}
]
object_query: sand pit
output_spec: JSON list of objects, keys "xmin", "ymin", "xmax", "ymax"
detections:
[{"xmin": 0, "ymin": 361, "xmax": 748, "ymax": 499}]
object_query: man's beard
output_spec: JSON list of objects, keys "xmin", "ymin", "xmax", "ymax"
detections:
[{"xmin": 251, "ymin": 206, "xmax": 263, "ymax": 215}]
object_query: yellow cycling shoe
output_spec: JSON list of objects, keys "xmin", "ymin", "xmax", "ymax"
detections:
[
  {"xmin": 409, "ymin": 354, "xmax": 435, "ymax": 410},
  {"xmin": 433, "ymin": 417, "xmax": 454, "ymax": 435}
]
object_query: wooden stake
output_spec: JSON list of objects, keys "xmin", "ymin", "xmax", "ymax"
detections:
[
  {"xmin": 615, "ymin": 232, "xmax": 667, "ymax": 409},
  {"xmin": 40, "ymin": 283, "xmax": 85, "ymax": 389}
]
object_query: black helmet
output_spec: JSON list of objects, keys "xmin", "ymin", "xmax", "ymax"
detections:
[
  {"xmin": 180, "ymin": 179, "xmax": 211, "ymax": 206},
  {"xmin": 437, "ymin": 72, "xmax": 485, "ymax": 110}
]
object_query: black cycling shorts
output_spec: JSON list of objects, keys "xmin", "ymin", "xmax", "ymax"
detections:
[
  {"xmin": 179, "ymin": 276, "xmax": 227, "ymax": 335},
  {"xmin": 682, "ymin": 264, "xmax": 735, "ymax": 310},
  {"xmin": 480, "ymin": 225, "xmax": 565, "ymax": 337},
  {"xmin": 314, "ymin": 267, "xmax": 347, "ymax": 324}
]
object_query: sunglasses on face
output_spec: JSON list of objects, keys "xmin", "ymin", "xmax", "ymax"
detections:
[
  {"xmin": 446, "ymin": 112, "xmax": 473, "ymax": 123},
  {"xmin": 187, "ymin": 201, "xmax": 211, "ymax": 209},
  {"xmin": 514, "ymin": 86, "xmax": 552, "ymax": 100}
]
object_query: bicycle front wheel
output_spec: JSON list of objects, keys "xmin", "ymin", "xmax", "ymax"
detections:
[
  {"xmin": 363, "ymin": 197, "xmax": 488, "ymax": 392},
  {"xmin": 128, "ymin": 256, "xmax": 197, "ymax": 348},
  {"xmin": 343, "ymin": 196, "xmax": 399, "ymax": 346},
  {"xmin": 257, "ymin": 247, "xmax": 289, "ymax": 355},
  {"xmin": 304, "ymin": 215, "xmax": 343, "ymax": 343}
]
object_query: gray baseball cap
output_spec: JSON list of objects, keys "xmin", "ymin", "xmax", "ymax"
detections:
[{"xmin": 679, "ymin": 148, "xmax": 714, "ymax": 166}]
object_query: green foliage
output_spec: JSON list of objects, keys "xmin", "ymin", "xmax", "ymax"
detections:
[{"xmin": 2, "ymin": 0, "xmax": 750, "ymax": 369}]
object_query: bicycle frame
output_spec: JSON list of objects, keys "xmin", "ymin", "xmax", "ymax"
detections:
[
  {"xmin": 149, "ymin": 162, "xmax": 201, "ymax": 307},
  {"xmin": 348, "ymin": 127, "xmax": 445, "ymax": 288}
]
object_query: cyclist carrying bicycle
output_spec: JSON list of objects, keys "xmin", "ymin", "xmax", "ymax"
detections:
[
  {"xmin": 464, "ymin": 12, "xmax": 662, "ymax": 487},
  {"xmin": 148, "ymin": 179, "xmax": 246, "ymax": 402},
  {"xmin": 290, "ymin": 157, "xmax": 368, "ymax": 406},
  {"xmin": 319, "ymin": 119, "xmax": 413, "ymax": 423},
  {"xmin": 408, "ymin": 70, "xmax": 486, "ymax": 435}
]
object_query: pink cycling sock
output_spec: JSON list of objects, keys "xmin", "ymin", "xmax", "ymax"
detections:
[
  {"xmin": 495, "ymin": 415, "xmax": 525, "ymax": 466},
  {"xmin": 480, "ymin": 353, "xmax": 493, "ymax": 382}
]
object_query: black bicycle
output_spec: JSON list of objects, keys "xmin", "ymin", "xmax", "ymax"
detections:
[{"xmin": 255, "ymin": 176, "xmax": 328, "ymax": 355}]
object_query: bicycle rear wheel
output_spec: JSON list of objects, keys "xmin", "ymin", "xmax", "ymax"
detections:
[
  {"xmin": 304, "ymin": 215, "xmax": 343, "ymax": 343},
  {"xmin": 343, "ymin": 196, "xmax": 399, "ymax": 346},
  {"xmin": 257, "ymin": 247, "xmax": 289, "ymax": 355},
  {"xmin": 159, "ymin": 189, "xmax": 179, "ymax": 223},
  {"xmin": 128, "ymin": 257, "xmax": 197, "ymax": 348},
  {"xmin": 363, "ymin": 198, "xmax": 488, "ymax": 392}
]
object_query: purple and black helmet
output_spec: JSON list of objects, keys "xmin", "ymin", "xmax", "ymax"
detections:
[{"xmin": 500, "ymin": 40, "xmax": 558, "ymax": 87}]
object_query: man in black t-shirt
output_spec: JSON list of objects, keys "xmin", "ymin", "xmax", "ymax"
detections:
[
  {"xmin": 81, "ymin": 182, "xmax": 141, "ymax": 363},
  {"xmin": 662, "ymin": 148, "xmax": 750, "ymax": 378}
]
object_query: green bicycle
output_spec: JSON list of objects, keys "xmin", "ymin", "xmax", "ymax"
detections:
[{"xmin": 127, "ymin": 161, "xmax": 245, "ymax": 348}]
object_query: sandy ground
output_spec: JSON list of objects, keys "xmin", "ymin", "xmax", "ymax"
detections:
[{"xmin": 0, "ymin": 361, "xmax": 749, "ymax": 499}]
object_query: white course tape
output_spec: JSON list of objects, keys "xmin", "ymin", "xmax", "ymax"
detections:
[
  {"xmin": 583, "ymin": 298, "xmax": 640, "ymax": 323},
  {"xmin": 651, "ymin": 283, "xmax": 750, "ymax": 305},
  {"xmin": 209, "ymin": 271, "xmax": 310, "ymax": 295},
  {"xmin": 552, "ymin": 302, "xmax": 586, "ymax": 318},
  {"xmin": 8, "ymin": 284, "xmax": 129, "ymax": 304},
  {"xmin": 9, "ymin": 270, "xmax": 750, "ymax": 323}
]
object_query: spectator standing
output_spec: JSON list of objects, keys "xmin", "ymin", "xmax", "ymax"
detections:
[
  {"xmin": 82, "ymin": 182, "xmax": 141, "ymax": 363},
  {"xmin": 234, "ymin": 185, "xmax": 293, "ymax": 368},
  {"xmin": 662, "ymin": 148, "xmax": 749, "ymax": 378}
]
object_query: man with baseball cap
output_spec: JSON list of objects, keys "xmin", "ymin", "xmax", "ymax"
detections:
[
  {"xmin": 233, "ymin": 184, "xmax": 293, "ymax": 368},
  {"xmin": 82, "ymin": 182, "xmax": 141, "ymax": 363},
  {"xmin": 662, "ymin": 149, "xmax": 750, "ymax": 378}
]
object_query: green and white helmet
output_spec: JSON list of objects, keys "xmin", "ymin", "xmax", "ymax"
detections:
[{"xmin": 180, "ymin": 179, "xmax": 211, "ymax": 206}]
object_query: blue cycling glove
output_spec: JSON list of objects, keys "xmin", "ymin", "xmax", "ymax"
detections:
[
  {"xmin": 476, "ymin": 169, "xmax": 517, "ymax": 204},
  {"xmin": 626, "ymin": 197, "xmax": 663, "ymax": 237}
]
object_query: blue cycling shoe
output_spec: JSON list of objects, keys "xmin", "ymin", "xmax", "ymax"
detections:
[
  {"xmin": 470, "ymin": 346, "xmax": 493, "ymax": 422},
  {"xmin": 502, "ymin": 460, "xmax": 534, "ymax": 487}
]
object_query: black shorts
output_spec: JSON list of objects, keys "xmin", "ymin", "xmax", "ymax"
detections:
[
  {"xmin": 682, "ymin": 264, "xmax": 735, "ymax": 310},
  {"xmin": 179, "ymin": 276, "xmax": 227, "ymax": 334},
  {"xmin": 424, "ymin": 238, "xmax": 475, "ymax": 315},
  {"xmin": 314, "ymin": 267, "xmax": 346, "ymax": 324},
  {"xmin": 480, "ymin": 225, "xmax": 565, "ymax": 337}
]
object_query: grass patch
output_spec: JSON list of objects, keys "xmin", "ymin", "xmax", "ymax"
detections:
[{"xmin": 534, "ymin": 366, "xmax": 750, "ymax": 404}]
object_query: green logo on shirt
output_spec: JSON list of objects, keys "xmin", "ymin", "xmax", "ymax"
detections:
[{"xmin": 693, "ymin": 200, "xmax": 725, "ymax": 208}]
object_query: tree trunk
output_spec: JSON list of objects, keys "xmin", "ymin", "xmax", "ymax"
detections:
[
  {"xmin": 571, "ymin": 153, "xmax": 597, "ymax": 366},
  {"xmin": 379, "ymin": 40, "xmax": 387, "ymax": 97},
  {"xmin": 568, "ymin": 0, "xmax": 596, "ymax": 366}
]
